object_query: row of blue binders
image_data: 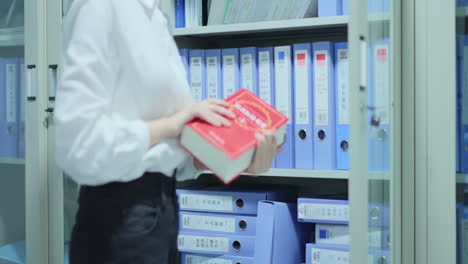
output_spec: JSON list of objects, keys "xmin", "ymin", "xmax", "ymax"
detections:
[
  {"xmin": 298, "ymin": 198, "xmax": 390, "ymax": 264},
  {"xmin": 179, "ymin": 42, "xmax": 351, "ymax": 170},
  {"xmin": 0, "ymin": 57, "xmax": 25, "ymax": 159},
  {"xmin": 175, "ymin": 188, "xmax": 390, "ymax": 263}
]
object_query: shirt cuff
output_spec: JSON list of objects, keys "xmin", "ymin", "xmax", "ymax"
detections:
[{"xmin": 176, "ymin": 156, "xmax": 204, "ymax": 182}]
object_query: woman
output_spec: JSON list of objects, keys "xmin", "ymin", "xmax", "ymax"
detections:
[{"xmin": 54, "ymin": 0, "xmax": 280, "ymax": 263}]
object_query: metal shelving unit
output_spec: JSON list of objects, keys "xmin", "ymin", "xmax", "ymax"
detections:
[
  {"xmin": 0, "ymin": 27, "xmax": 24, "ymax": 47},
  {"xmin": 0, "ymin": 158, "xmax": 25, "ymax": 165}
]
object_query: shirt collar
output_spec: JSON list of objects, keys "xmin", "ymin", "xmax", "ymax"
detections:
[{"xmin": 138, "ymin": 0, "xmax": 160, "ymax": 10}]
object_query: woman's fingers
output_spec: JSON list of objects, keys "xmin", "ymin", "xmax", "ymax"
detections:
[{"xmin": 210, "ymin": 104, "xmax": 236, "ymax": 119}]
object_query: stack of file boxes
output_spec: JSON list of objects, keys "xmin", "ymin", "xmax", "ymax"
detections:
[
  {"xmin": 177, "ymin": 187, "xmax": 311, "ymax": 263},
  {"xmin": 0, "ymin": 57, "xmax": 25, "ymax": 159},
  {"xmin": 297, "ymin": 197, "xmax": 390, "ymax": 264},
  {"xmin": 179, "ymin": 41, "xmax": 351, "ymax": 171}
]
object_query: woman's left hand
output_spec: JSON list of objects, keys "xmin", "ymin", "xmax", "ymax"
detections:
[{"xmin": 246, "ymin": 130, "xmax": 279, "ymax": 175}]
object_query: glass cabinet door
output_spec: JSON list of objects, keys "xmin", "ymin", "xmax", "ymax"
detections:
[
  {"xmin": 0, "ymin": 0, "xmax": 27, "ymax": 262},
  {"xmin": 350, "ymin": 0, "xmax": 400, "ymax": 262}
]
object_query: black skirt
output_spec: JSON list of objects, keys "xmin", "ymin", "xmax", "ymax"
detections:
[{"xmin": 70, "ymin": 172, "xmax": 179, "ymax": 264}]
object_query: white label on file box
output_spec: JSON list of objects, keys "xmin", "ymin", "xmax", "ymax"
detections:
[
  {"xmin": 314, "ymin": 50, "xmax": 329, "ymax": 126},
  {"xmin": 298, "ymin": 203, "xmax": 349, "ymax": 222},
  {"xmin": 178, "ymin": 235, "xmax": 229, "ymax": 253},
  {"xmin": 258, "ymin": 51, "xmax": 272, "ymax": 104},
  {"xmin": 179, "ymin": 194, "xmax": 233, "ymax": 212},
  {"xmin": 374, "ymin": 45, "xmax": 390, "ymax": 125},
  {"xmin": 6, "ymin": 63, "xmax": 17, "ymax": 123},
  {"xmin": 185, "ymin": 254, "xmax": 232, "ymax": 264},
  {"xmin": 190, "ymin": 56, "xmax": 203, "ymax": 101},
  {"xmin": 182, "ymin": 214, "xmax": 236, "ymax": 233},
  {"xmin": 311, "ymin": 248, "xmax": 349, "ymax": 264},
  {"xmin": 223, "ymin": 55, "xmax": 236, "ymax": 98},
  {"xmin": 337, "ymin": 49, "xmax": 350, "ymax": 125},
  {"xmin": 241, "ymin": 54, "xmax": 254, "ymax": 92},
  {"xmin": 294, "ymin": 49, "xmax": 310, "ymax": 125},
  {"xmin": 206, "ymin": 56, "xmax": 219, "ymax": 99},
  {"xmin": 463, "ymin": 46, "xmax": 468, "ymax": 125},
  {"xmin": 275, "ymin": 47, "xmax": 292, "ymax": 123}
]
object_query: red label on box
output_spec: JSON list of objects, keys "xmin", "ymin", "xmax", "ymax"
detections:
[
  {"xmin": 186, "ymin": 89, "xmax": 288, "ymax": 159},
  {"xmin": 297, "ymin": 53, "xmax": 306, "ymax": 66},
  {"xmin": 316, "ymin": 53, "xmax": 327, "ymax": 66},
  {"xmin": 377, "ymin": 48, "xmax": 387, "ymax": 62}
]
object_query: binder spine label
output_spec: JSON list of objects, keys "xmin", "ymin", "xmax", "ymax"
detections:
[
  {"xmin": 295, "ymin": 49, "xmax": 310, "ymax": 125},
  {"xmin": 182, "ymin": 214, "xmax": 236, "ymax": 233},
  {"xmin": 314, "ymin": 51, "xmax": 329, "ymax": 126},
  {"xmin": 337, "ymin": 49, "xmax": 350, "ymax": 125},
  {"xmin": 298, "ymin": 203, "xmax": 349, "ymax": 222},
  {"xmin": 241, "ymin": 54, "xmax": 254, "ymax": 92},
  {"xmin": 6, "ymin": 63, "xmax": 17, "ymax": 123},
  {"xmin": 311, "ymin": 248, "xmax": 349, "ymax": 263},
  {"xmin": 190, "ymin": 56, "xmax": 203, "ymax": 101},
  {"xmin": 178, "ymin": 235, "xmax": 229, "ymax": 253},
  {"xmin": 223, "ymin": 55, "xmax": 236, "ymax": 98},
  {"xmin": 180, "ymin": 194, "xmax": 234, "ymax": 212},
  {"xmin": 374, "ymin": 45, "xmax": 390, "ymax": 125},
  {"xmin": 258, "ymin": 51, "xmax": 272, "ymax": 104},
  {"xmin": 275, "ymin": 49, "xmax": 292, "ymax": 124},
  {"xmin": 185, "ymin": 254, "xmax": 232, "ymax": 264},
  {"xmin": 207, "ymin": 56, "xmax": 219, "ymax": 99}
]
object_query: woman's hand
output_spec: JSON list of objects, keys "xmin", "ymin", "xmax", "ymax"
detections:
[{"xmin": 246, "ymin": 130, "xmax": 279, "ymax": 175}]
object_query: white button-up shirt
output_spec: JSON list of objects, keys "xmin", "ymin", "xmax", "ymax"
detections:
[{"xmin": 55, "ymin": 0, "xmax": 200, "ymax": 186}]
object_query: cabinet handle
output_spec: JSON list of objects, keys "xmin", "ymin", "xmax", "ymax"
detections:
[
  {"xmin": 359, "ymin": 35, "xmax": 367, "ymax": 91},
  {"xmin": 49, "ymin": 65, "xmax": 58, "ymax": 101},
  {"xmin": 26, "ymin": 65, "xmax": 37, "ymax": 101}
]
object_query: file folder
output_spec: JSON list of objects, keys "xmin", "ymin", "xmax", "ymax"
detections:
[
  {"xmin": 306, "ymin": 244, "xmax": 391, "ymax": 264},
  {"xmin": 458, "ymin": 36, "xmax": 468, "ymax": 173},
  {"xmin": 255, "ymin": 201, "xmax": 311, "ymax": 264},
  {"xmin": 293, "ymin": 43, "xmax": 314, "ymax": 169},
  {"xmin": 312, "ymin": 42, "xmax": 336, "ymax": 170},
  {"xmin": 369, "ymin": 40, "xmax": 390, "ymax": 172},
  {"xmin": 177, "ymin": 188, "xmax": 292, "ymax": 215},
  {"xmin": 298, "ymin": 198, "xmax": 388, "ymax": 227},
  {"xmin": 180, "ymin": 253, "xmax": 255, "ymax": 264},
  {"xmin": 17, "ymin": 58, "xmax": 24, "ymax": 158},
  {"xmin": 274, "ymin": 46, "xmax": 295, "ymax": 169},
  {"xmin": 257, "ymin": 47, "xmax": 276, "ymax": 168},
  {"xmin": 205, "ymin": 49, "xmax": 223, "ymax": 99},
  {"xmin": 179, "ymin": 211, "xmax": 257, "ymax": 236},
  {"xmin": 178, "ymin": 231, "xmax": 256, "ymax": 257},
  {"xmin": 240, "ymin": 47, "xmax": 258, "ymax": 95},
  {"xmin": 0, "ymin": 58, "xmax": 18, "ymax": 158},
  {"xmin": 222, "ymin": 48, "xmax": 240, "ymax": 99},
  {"xmin": 315, "ymin": 224, "xmax": 389, "ymax": 249},
  {"xmin": 318, "ymin": 0, "xmax": 342, "ymax": 17},
  {"xmin": 179, "ymin": 49, "xmax": 190, "ymax": 81},
  {"xmin": 189, "ymin": 49, "xmax": 206, "ymax": 101},
  {"xmin": 335, "ymin": 42, "xmax": 350, "ymax": 170},
  {"xmin": 175, "ymin": 0, "xmax": 186, "ymax": 28},
  {"xmin": 343, "ymin": 0, "xmax": 349, "ymax": 15}
]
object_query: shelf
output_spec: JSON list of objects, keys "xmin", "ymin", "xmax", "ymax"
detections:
[
  {"xmin": 202, "ymin": 169, "xmax": 349, "ymax": 179},
  {"xmin": 172, "ymin": 16, "xmax": 348, "ymax": 38},
  {"xmin": 0, "ymin": 158, "xmax": 25, "ymax": 165},
  {"xmin": 0, "ymin": 27, "xmax": 24, "ymax": 47},
  {"xmin": 457, "ymin": 7, "xmax": 468, "ymax": 17},
  {"xmin": 457, "ymin": 174, "xmax": 468, "ymax": 183}
]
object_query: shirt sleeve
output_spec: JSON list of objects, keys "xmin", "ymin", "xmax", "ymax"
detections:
[{"xmin": 54, "ymin": 0, "xmax": 193, "ymax": 186}]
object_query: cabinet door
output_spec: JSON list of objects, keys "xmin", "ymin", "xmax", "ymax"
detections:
[
  {"xmin": 349, "ymin": 0, "xmax": 401, "ymax": 263},
  {"xmin": 46, "ymin": 0, "xmax": 79, "ymax": 263},
  {"xmin": 0, "ymin": 0, "xmax": 49, "ymax": 263}
]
